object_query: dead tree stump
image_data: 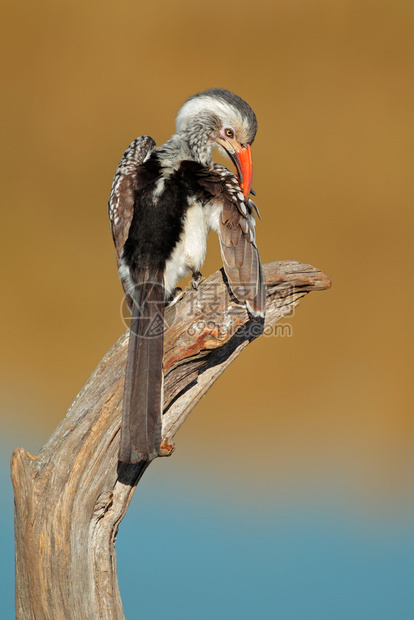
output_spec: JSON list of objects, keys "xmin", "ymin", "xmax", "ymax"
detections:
[{"xmin": 11, "ymin": 260, "xmax": 331, "ymax": 619}]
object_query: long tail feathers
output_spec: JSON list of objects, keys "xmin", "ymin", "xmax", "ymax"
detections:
[{"xmin": 119, "ymin": 277, "xmax": 164, "ymax": 463}]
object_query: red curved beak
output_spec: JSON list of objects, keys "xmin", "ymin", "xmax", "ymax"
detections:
[{"xmin": 234, "ymin": 145, "xmax": 253, "ymax": 198}]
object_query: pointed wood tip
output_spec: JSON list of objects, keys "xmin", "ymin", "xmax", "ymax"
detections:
[
  {"xmin": 263, "ymin": 260, "xmax": 332, "ymax": 292},
  {"xmin": 10, "ymin": 447, "xmax": 38, "ymax": 492}
]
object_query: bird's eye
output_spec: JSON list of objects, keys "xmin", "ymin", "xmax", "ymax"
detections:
[{"xmin": 225, "ymin": 128, "xmax": 234, "ymax": 138}]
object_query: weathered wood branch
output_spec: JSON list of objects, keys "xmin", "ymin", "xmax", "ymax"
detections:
[{"xmin": 11, "ymin": 260, "xmax": 330, "ymax": 620}]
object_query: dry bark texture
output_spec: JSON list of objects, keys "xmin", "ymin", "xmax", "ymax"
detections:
[{"xmin": 11, "ymin": 260, "xmax": 331, "ymax": 620}]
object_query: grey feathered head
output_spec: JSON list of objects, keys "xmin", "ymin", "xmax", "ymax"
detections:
[
  {"xmin": 176, "ymin": 88, "xmax": 257, "ymax": 146},
  {"xmin": 176, "ymin": 88, "xmax": 257, "ymax": 195}
]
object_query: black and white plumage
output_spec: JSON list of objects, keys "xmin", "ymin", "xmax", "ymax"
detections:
[{"xmin": 108, "ymin": 89, "xmax": 266, "ymax": 463}]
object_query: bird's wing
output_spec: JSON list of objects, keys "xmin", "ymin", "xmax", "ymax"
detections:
[
  {"xmin": 108, "ymin": 135, "xmax": 156, "ymax": 267},
  {"xmin": 109, "ymin": 135, "xmax": 164, "ymax": 463},
  {"xmin": 197, "ymin": 164, "xmax": 266, "ymax": 317}
]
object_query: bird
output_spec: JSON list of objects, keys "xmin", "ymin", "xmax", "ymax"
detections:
[{"xmin": 108, "ymin": 88, "xmax": 266, "ymax": 463}]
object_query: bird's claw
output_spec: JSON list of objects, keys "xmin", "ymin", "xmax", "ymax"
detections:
[
  {"xmin": 168, "ymin": 287, "xmax": 183, "ymax": 307},
  {"xmin": 192, "ymin": 271, "xmax": 202, "ymax": 290}
]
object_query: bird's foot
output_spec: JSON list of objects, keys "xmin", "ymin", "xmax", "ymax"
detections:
[
  {"xmin": 192, "ymin": 271, "xmax": 202, "ymax": 290},
  {"xmin": 168, "ymin": 287, "xmax": 183, "ymax": 307}
]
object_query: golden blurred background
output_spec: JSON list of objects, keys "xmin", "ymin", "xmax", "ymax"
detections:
[{"xmin": 2, "ymin": 0, "xmax": 413, "ymax": 510}]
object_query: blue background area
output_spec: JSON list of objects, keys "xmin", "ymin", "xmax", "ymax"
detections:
[
  {"xmin": 118, "ymin": 474, "xmax": 414, "ymax": 620},
  {"xmin": 1, "ymin": 459, "xmax": 15, "ymax": 620},
  {"xmin": 3, "ymin": 446, "xmax": 414, "ymax": 620}
]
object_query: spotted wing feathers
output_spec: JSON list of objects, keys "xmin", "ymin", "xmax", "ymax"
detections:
[
  {"xmin": 108, "ymin": 136, "xmax": 156, "ymax": 265},
  {"xmin": 198, "ymin": 164, "xmax": 266, "ymax": 317}
]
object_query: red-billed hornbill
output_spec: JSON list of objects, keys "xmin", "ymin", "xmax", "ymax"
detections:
[{"xmin": 108, "ymin": 88, "xmax": 265, "ymax": 463}]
